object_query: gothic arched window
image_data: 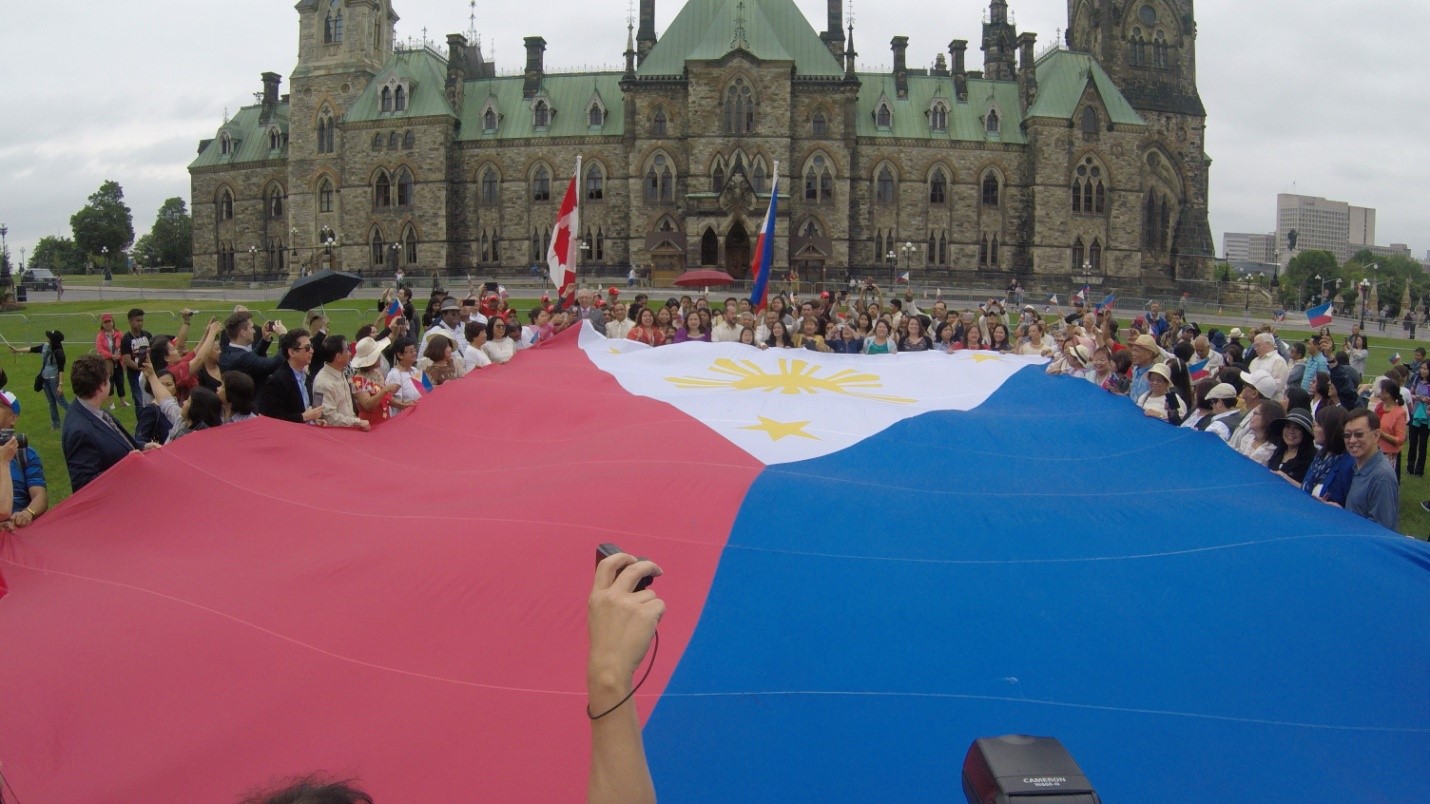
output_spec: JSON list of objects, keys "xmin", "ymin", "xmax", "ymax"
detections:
[
  {"xmin": 400, "ymin": 226, "xmax": 418, "ymax": 264},
  {"xmin": 318, "ymin": 178, "xmax": 334, "ymax": 213},
  {"xmin": 876, "ymin": 166, "xmax": 895, "ymax": 204},
  {"xmin": 483, "ymin": 108, "xmax": 498, "ymax": 131},
  {"xmin": 929, "ymin": 169, "xmax": 947, "ymax": 204},
  {"xmin": 586, "ymin": 164, "xmax": 604, "ymax": 201},
  {"xmin": 269, "ymin": 187, "xmax": 284, "ymax": 219},
  {"xmin": 373, "ymin": 172, "xmax": 392, "ymax": 208},
  {"xmin": 805, "ymin": 155, "xmax": 833, "ymax": 203},
  {"xmin": 480, "ymin": 168, "xmax": 498, "ymax": 205},
  {"xmin": 712, "ymin": 162, "xmax": 726, "ymax": 193},
  {"xmin": 532, "ymin": 166, "xmax": 551, "ymax": 201},
  {"xmin": 588, "ymin": 103, "xmax": 604, "ymax": 127},
  {"xmin": 402, "ymin": 130, "xmax": 414, "ymax": 149},
  {"xmin": 1071, "ymin": 237, "xmax": 1085, "ymax": 271},
  {"xmin": 986, "ymin": 109, "xmax": 1000, "ymax": 133},
  {"xmin": 812, "ymin": 110, "xmax": 827, "ymax": 136},
  {"xmin": 395, "ymin": 169, "xmax": 414, "ymax": 208},
  {"xmin": 723, "ymin": 78, "xmax": 755, "ymax": 134},
  {"xmin": 982, "ymin": 172, "xmax": 1001, "ymax": 206},
  {"xmin": 930, "ymin": 103, "xmax": 948, "ymax": 132},
  {"xmin": 1081, "ymin": 107, "xmax": 1099, "ymax": 134},
  {"xmin": 534, "ymin": 100, "xmax": 550, "ymax": 128},
  {"xmin": 387, "ymin": 132, "xmax": 398, "ymax": 150},
  {"xmin": 1089, "ymin": 238, "xmax": 1102, "ymax": 270},
  {"xmin": 1071, "ymin": 157, "xmax": 1106, "ymax": 215},
  {"xmin": 652, "ymin": 108, "xmax": 667, "ymax": 136},
  {"xmin": 219, "ymin": 189, "xmax": 234, "ymax": 220},
  {"xmin": 875, "ymin": 102, "xmax": 892, "ymax": 128},
  {"xmin": 393, "ymin": 85, "xmax": 407, "ymax": 112},
  {"xmin": 752, "ymin": 160, "xmax": 767, "ymax": 193},
  {"xmin": 370, "ymin": 228, "xmax": 386, "ymax": 267},
  {"xmin": 381, "ymin": 86, "xmax": 393, "ymax": 112}
]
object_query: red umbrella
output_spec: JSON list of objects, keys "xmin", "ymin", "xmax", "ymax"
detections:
[{"xmin": 672, "ymin": 269, "xmax": 736, "ymax": 288}]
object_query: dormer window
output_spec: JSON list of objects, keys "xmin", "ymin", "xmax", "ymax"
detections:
[
  {"xmin": 533, "ymin": 100, "xmax": 551, "ymax": 128},
  {"xmin": 481, "ymin": 102, "xmax": 499, "ymax": 133},
  {"xmin": 587, "ymin": 101, "xmax": 605, "ymax": 128},
  {"xmin": 875, "ymin": 102, "xmax": 892, "ymax": 128},
  {"xmin": 986, "ymin": 109, "xmax": 1001, "ymax": 134},
  {"xmin": 929, "ymin": 102, "xmax": 948, "ymax": 132},
  {"xmin": 219, "ymin": 132, "xmax": 234, "ymax": 155},
  {"xmin": 380, "ymin": 78, "xmax": 412, "ymax": 114},
  {"xmin": 268, "ymin": 126, "xmax": 282, "ymax": 150}
]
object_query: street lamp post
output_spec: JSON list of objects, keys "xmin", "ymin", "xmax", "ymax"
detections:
[
  {"xmin": 249, "ymin": 245, "xmax": 259, "ymax": 283},
  {"xmin": 1359, "ymin": 277, "xmax": 1371, "ymax": 330},
  {"xmin": 101, "ymin": 245, "xmax": 109, "ymax": 280},
  {"xmin": 899, "ymin": 241, "xmax": 916, "ymax": 288},
  {"xmin": 580, "ymin": 240, "xmax": 591, "ymax": 283},
  {"xmin": 1242, "ymin": 273, "xmax": 1251, "ymax": 312},
  {"xmin": 886, "ymin": 250, "xmax": 895, "ymax": 286}
]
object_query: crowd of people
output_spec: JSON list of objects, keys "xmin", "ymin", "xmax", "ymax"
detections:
[{"xmin": 2, "ymin": 285, "xmax": 1420, "ymax": 538}]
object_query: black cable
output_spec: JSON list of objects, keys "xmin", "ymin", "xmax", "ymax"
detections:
[{"xmin": 587, "ymin": 629, "xmax": 659, "ymax": 720}]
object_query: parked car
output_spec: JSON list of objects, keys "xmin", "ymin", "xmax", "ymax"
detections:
[{"xmin": 19, "ymin": 268, "xmax": 59, "ymax": 291}]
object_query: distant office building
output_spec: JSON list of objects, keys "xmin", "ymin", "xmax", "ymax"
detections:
[
  {"xmin": 1276, "ymin": 193, "xmax": 1375, "ymax": 268},
  {"xmin": 1223, "ymin": 232, "xmax": 1274, "ymax": 263}
]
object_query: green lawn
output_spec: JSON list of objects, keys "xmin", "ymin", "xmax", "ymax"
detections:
[{"xmin": 62, "ymin": 272, "xmax": 195, "ymax": 289}]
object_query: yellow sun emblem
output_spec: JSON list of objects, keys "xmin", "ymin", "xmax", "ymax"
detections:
[{"xmin": 665, "ymin": 358, "xmax": 915, "ymax": 404}]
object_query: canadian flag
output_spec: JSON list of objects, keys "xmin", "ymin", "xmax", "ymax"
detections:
[{"xmin": 547, "ymin": 156, "xmax": 581, "ymax": 297}]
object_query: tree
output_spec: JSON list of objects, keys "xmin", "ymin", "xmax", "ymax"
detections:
[
  {"xmin": 143, "ymin": 197, "xmax": 193, "ymax": 270},
  {"xmin": 1344, "ymin": 249, "xmax": 1425, "ymax": 316},
  {"xmin": 70, "ymin": 180, "xmax": 134, "ymax": 273},
  {"xmin": 30, "ymin": 236, "xmax": 86, "ymax": 275},
  {"xmin": 1284, "ymin": 250, "xmax": 1340, "ymax": 307}
]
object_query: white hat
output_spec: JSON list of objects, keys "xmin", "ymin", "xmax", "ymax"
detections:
[
  {"xmin": 351, "ymin": 336, "xmax": 391, "ymax": 369},
  {"xmin": 1239, "ymin": 370, "xmax": 1280, "ymax": 399}
]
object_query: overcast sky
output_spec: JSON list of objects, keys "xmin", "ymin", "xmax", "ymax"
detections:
[{"xmin": 1, "ymin": 0, "xmax": 1425, "ymax": 264}]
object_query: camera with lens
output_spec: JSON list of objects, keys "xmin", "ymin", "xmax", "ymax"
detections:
[{"xmin": 0, "ymin": 429, "xmax": 29, "ymax": 450}]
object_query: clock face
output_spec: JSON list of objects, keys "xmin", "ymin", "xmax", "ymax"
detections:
[{"xmin": 1139, "ymin": 4, "xmax": 1158, "ymax": 26}]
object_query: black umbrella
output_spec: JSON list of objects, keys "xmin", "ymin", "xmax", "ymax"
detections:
[{"xmin": 275, "ymin": 269, "xmax": 365, "ymax": 312}]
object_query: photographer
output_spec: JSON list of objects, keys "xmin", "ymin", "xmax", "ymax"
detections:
[
  {"xmin": 589, "ymin": 551, "xmax": 663, "ymax": 804},
  {"xmin": 0, "ymin": 391, "xmax": 47, "ymax": 530},
  {"xmin": 221, "ymin": 311, "xmax": 289, "ymax": 386}
]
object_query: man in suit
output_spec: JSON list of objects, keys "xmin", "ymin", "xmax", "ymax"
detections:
[
  {"xmin": 220, "ymin": 310, "xmax": 287, "ymax": 386},
  {"xmin": 62, "ymin": 354, "xmax": 158, "ymax": 492},
  {"xmin": 256, "ymin": 329, "xmax": 323, "ymax": 424}
]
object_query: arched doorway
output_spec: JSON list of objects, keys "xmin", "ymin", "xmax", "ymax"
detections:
[
  {"xmin": 725, "ymin": 222, "xmax": 751, "ymax": 278},
  {"xmin": 700, "ymin": 228, "xmax": 719, "ymax": 266}
]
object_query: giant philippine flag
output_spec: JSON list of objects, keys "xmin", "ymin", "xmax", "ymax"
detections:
[{"xmin": 0, "ymin": 327, "xmax": 1426, "ymax": 802}]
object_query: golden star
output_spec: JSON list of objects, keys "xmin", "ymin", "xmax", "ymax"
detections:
[
  {"xmin": 608, "ymin": 347, "xmax": 623, "ymax": 354},
  {"xmin": 967, "ymin": 353, "xmax": 1004, "ymax": 363},
  {"xmin": 739, "ymin": 416, "xmax": 818, "ymax": 442}
]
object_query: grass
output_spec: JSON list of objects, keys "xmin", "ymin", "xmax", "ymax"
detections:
[
  {"xmin": 3, "ymin": 297, "xmax": 1428, "ymax": 538},
  {"xmin": 61, "ymin": 272, "xmax": 195, "ymax": 289}
]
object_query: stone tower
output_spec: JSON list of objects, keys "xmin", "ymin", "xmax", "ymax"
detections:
[
  {"xmin": 288, "ymin": 0, "xmax": 399, "ymax": 264},
  {"xmin": 1067, "ymin": 0, "xmax": 1213, "ymax": 280},
  {"xmin": 982, "ymin": 0, "xmax": 1018, "ymax": 82}
]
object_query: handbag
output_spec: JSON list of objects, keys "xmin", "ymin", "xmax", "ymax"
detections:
[
  {"xmin": 1413, "ymin": 401, "xmax": 1428, "ymax": 426},
  {"xmin": 33, "ymin": 372, "xmax": 44, "ymax": 393}
]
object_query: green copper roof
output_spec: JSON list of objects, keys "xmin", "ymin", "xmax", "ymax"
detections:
[
  {"xmin": 190, "ymin": 104, "xmax": 290, "ymax": 169},
  {"xmin": 346, "ymin": 48, "xmax": 457, "ymax": 121},
  {"xmin": 457, "ymin": 73, "xmax": 625, "ymax": 141},
  {"xmin": 854, "ymin": 75, "xmax": 1027, "ymax": 144},
  {"xmin": 1026, "ymin": 50, "xmax": 1144, "ymax": 126},
  {"xmin": 638, "ymin": 0, "xmax": 843, "ymax": 77}
]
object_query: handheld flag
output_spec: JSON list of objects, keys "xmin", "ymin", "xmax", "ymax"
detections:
[
  {"xmin": 546, "ymin": 157, "xmax": 581, "ymax": 297},
  {"xmin": 382, "ymin": 298, "xmax": 404, "ymax": 327},
  {"xmin": 1048, "ymin": 294, "xmax": 1059, "ymax": 306},
  {"xmin": 1189, "ymin": 358, "xmax": 1210, "ymax": 382},
  {"xmin": 747, "ymin": 163, "xmax": 780, "ymax": 311},
  {"xmin": 1095, "ymin": 293, "xmax": 1117, "ymax": 312},
  {"xmin": 897, "ymin": 271, "xmax": 910, "ymax": 283},
  {"xmin": 1391, "ymin": 352, "xmax": 1402, "ymax": 365},
  {"xmin": 1306, "ymin": 301, "xmax": 1333, "ymax": 328}
]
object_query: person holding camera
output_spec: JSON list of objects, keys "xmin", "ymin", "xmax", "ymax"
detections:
[
  {"xmin": 257, "ymin": 329, "xmax": 325, "ymax": 425},
  {"xmin": 0, "ymin": 390, "xmax": 47, "ymax": 530},
  {"xmin": 220, "ymin": 311, "xmax": 288, "ymax": 387}
]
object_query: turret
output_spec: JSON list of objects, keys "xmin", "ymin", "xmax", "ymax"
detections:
[
  {"xmin": 446, "ymin": 34, "xmax": 468, "ymax": 113},
  {"xmin": 981, "ymin": 0, "xmax": 1017, "ymax": 81},
  {"xmin": 637, "ymin": 0, "xmax": 657, "ymax": 63}
]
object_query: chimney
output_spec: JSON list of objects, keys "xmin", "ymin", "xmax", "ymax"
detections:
[
  {"xmin": 523, "ymin": 36, "xmax": 546, "ymax": 99},
  {"xmin": 447, "ymin": 34, "xmax": 468, "ymax": 113},
  {"xmin": 950, "ymin": 40, "xmax": 968, "ymax": 102},
  {"xmin": 932, "ymin": 53, "xmax": 948, "ymax": 76},
  {"xmin": 637, "ymin": 0, "xmax": 657, "ymax": 63},
  {"xmin": 260, "ymin": 72, "xmax": 281, "ymax": 123},
  {"xmin": 1017, "ymin": 32, "xmax": 1038, "ymax": 109},
  {"xmin": 821, "ymin": 0, "xmax": 845, "ymax": 58},
  {"xmin": 891, "ymin": 36, "xmax": 909, "ymax": 98}
]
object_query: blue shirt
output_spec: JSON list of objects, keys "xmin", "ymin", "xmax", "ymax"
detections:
[
  {"xmin": 1302, "ymin": 353, "xmax": 1328, "ymax": 391},
  {"xmin": 10, "ymin": 447, "xmax": 46, "ymax": 514},
  {"xmin": 1346, "ymin": 451, "xmax": 1399, "ymax": 531},
  {"xmin": 294, "ymin": 367, "xmax": 310, "ymax": 409},
  {"xmin": 1130, "ymin": 363, "xmax": 1153, "ymax": 401}
]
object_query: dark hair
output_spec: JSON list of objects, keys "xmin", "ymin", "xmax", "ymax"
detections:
[
  {"xmin": 279, "ymin": 328, "xmax": 311, "ymax": 360},
  {"xmin": 1254, "ymin": 400, "xmax": 1286, "ymax": 434},
  {"xmin": 224, "ymin": 311, "xmax": 254, "ymax": 340},
  {"xmin": 185, "ymin": 387, "xmax": 224, "ymax": 429},
  {"xmin": 1284, "ymin": 386, "xmax": 1311, "ymax": 413},
  {"xmin": 150, "ymin": 335, "xmax": 174, "ymax": 366},
  {"xmin": 1316, "ymin": 406, "xmax": 1348, "ymax": 455},
  {"xmin": 766, "ymin": 321, "xmax": 794, "ymax": 348},
  {"xmin": 1192, "ymin": 377, "xmax": 1218, "ymax": 411},
  {"xmin": 127, "ymin": 308, "xmax": 145, "ymax": 322},
  {"xmin": 1167, "ymin": 357, "xmax": 1193, "ymax": 407},
  {"xmin": 71, "ymin": 354, "xmax": 111, "ymax": 398},
  {"xmin": 323, "ymin": 335, "xmax": 347, "ymax": 364},
  {"xmin": 1345, "ymin": 407, "xmax": 1381, "ymax": 434},
  {"xmin": 1171, "ymin": 341, "xmax": 1194, "ymax": 362},
  {"xmin": 355, "ymin": 324, "xmax": 376, "ymax": 342},
  {"xmin": 242, "ymin": 776, "xmax": 373, "ymax": 804},
  {"xmin": 45, "ymin": 329, "xmax": 65, "ymax": 348},
  {"xmin": 485, "ymin": 317, "xmax": 509, "ymax": 339},
  {"xmin": 1289, "ymin": 342, "xmax": 1306, "ymax": 359},
  {"xmin": 391, "ymin": 337, "xmax": 417, "ymax": 359},
  {"xmin": 222, "ymin": 370, "xmax": 256, "ymax": 415},
  {"xmin": 464, "ymin": 320, "xmax": 486, "ymax": 341},
  {"xmin": 1334, "ymin": 350, "xmax": 1350, "ymax": 366},
  {"xmin": 1379, "ymin": 379, "xmax": 1403, "ymax": 404},
  {"xmin": 0, "ymin": 367, "xmax": 7, "ymax": 390},
  {"xmin": 1224, "ymin": 342, "xmax": 1245, "ymax": 368},
  {"xmin": 1111, "ymin": 349, "xmax": 1132, "ymax": 376},
  {"xmin": 423, "ymin": 334, "xmax": 453, "ymax": 362}
]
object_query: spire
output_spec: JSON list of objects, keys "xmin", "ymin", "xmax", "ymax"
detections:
[
  {"xmin": 844, "ymin": 19, "xmax": 857, "ymax": 76},
  {"xmin": 624, "ymin": 18, "xmax": 636, "ymax": 77},
  {"xmin": 731, "ymin": 1, "xmax": 750, "ymax": 52}
]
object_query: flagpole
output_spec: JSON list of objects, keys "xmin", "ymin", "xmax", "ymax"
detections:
[{"xmin": 574, "ymin": 155, "xmax": 582, "ymax": 291}]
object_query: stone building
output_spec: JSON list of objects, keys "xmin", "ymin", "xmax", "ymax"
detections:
[{"xmin": 190, "ymin": 0, "xmax": 1214, "ymax": 287}]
